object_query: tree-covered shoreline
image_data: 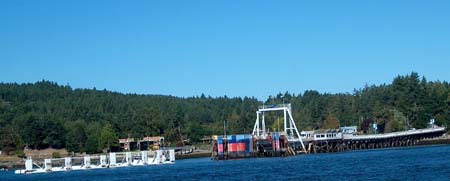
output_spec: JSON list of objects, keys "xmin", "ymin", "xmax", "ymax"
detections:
[{"xmin": 1, "ymin": 72, "xmax": 449, "ymax": 155}]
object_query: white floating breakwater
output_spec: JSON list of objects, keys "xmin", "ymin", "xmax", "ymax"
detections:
[{"xmin": 15, "ymin": 149, "xmax": 175, "ymax": 174}]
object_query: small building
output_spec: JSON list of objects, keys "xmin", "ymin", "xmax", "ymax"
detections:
[
  {"xmin": 119, "ymin": 136, "xmax": 164, "ymax": 151},
  {"xmin": 119, "ymin": 138, "xmax": 135, "ymax": 151},
  {"xmin": 141, "ymin": 136, "xmax": 164, "ymax": 150}
]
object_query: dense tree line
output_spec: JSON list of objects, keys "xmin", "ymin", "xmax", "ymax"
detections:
[{"xmin": 0, "ymin": 72, "xmax": 449, "ymax": 155}]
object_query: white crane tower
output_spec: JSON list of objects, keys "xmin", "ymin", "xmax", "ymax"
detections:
[{"xmin": 252, "ymin": 103, "xmax": 306, "ymax": 151}]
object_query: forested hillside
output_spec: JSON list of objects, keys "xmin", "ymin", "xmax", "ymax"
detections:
[{"xmin": 1, "ymin": 72, "xmax": 449, "ymax": 155}]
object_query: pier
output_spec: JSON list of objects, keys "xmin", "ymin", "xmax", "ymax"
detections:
[
  {"xmin": 211, "ymin": 104, "xmax": 447, "ymax": 160},
  {"xmin": 305, "ymin": 127, "xmax": 446, "ymax": 153}
]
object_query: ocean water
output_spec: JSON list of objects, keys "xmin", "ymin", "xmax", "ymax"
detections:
[{"xmin": 2, "ymin": 145, "xmax": 450, "ymax": 180}]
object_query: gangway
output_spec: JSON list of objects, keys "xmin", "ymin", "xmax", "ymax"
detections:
[{"xmin": 252, "ymin": 104, "xmax": 306, "ymax": 152}]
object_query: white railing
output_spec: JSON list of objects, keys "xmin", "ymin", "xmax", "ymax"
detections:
[{"xmin": 349, "ymin": 127, "xmax": 446, "ymax": 140}]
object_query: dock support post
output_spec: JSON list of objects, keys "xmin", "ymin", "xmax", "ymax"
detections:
[
  {"xmin": 25, "ymin": 158, "xmax": 33, "ymax": 171},
  {"xmin": 141, "ymin": 151, "xmax": 148, "ymax": 164},
  {"xmin": 109, "ymin": 152, "xmax": 116, "ymax": 167},
  {"xmin": 100, "ymin": 155, "xmax": 107, "ymax": 167},
  {"xmin": 65, "ymin": 157, "xmax": 72, "ymax": 170},
  {"xmin": 84, "ymin": 155, "xmax": 91, "ymax": 168},
  {"xmin": 125, "ymin": 152, "xmax": 132, "ymax": 165},
  {"xmin": 44, "ymin": 159, "xmax": 52, "ymax": 172},
  {"xmin": 169, "ymin": 149, "xmax": 175, "ymax": 162},
  {"xmin": 156, "ymin": 150, "xmax": 163, "ymax": 163}
]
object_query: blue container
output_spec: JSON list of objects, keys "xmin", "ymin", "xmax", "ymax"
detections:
[
  {"xmin": 245, "ymin": 135, "xmax": 251, "ymax": 154},
  {"xmin": 236, "ymin": 135, "xmax": 244, "ymax": 143}
]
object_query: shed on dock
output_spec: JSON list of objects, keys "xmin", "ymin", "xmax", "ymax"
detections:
[{"xmin": 119, "ymin": 136, "xmax": 164, "ymax": 151}]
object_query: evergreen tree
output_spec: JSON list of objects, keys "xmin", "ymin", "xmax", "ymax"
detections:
[
  {"xmin": 65, "ymin": 120, "xmax": 87, "ymax": 153},
  {"xmin": 98, "ymin": 123, "xmax": 119, "ymax": 152}
]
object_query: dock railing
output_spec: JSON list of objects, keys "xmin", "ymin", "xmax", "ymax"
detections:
[{"xmin": 349, "ymin": 127, "xmax": 446, "ymax": 140}]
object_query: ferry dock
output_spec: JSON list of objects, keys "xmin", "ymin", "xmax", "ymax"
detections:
[{"xmin": 211, "ymin": 104, "xmax": 447, "ymax": 160}]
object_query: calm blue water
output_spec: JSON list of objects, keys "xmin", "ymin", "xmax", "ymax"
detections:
[{"xmin": 2, "ymin": 145, "xmax": 450, "ymax": 180}]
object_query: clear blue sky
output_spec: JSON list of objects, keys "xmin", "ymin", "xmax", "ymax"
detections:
[{"xmin": 1, "ymin": 0, "xmax": 450, "ymax": 100}]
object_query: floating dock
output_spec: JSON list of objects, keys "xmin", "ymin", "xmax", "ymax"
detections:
[
  {"xmin": 211, "ymin": 104, "xmax": 447, "ymax": 160},
  {"xmin": 15, "ymin": 149, "xmax": 175, "ymax": 174}
]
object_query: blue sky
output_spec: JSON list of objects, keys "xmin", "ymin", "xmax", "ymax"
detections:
[{"xmin": 1, "ymin": 0, "xmax": 450, "ymax": 100}]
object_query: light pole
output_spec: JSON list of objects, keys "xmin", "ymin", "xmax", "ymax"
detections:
[{"xmin": 223, "ymin": 120, "xmax": 227, "ymax": 138}]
